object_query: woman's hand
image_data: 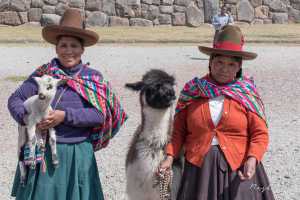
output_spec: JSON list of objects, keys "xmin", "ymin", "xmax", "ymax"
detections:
[
  {"xmin": 238, "ymin": 156, "xmax": 257, "ymax": 180},
  {"xmin": 157, "ymin": 155, "xmax": 174, "ymax": 175},
  {"xmin": 37, "ymin": 110, "xmax": 65, "ymax": 131}
]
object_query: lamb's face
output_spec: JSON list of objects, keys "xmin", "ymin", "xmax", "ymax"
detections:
[{"xmin": 34, "ymin": 75, "xmax": 64, "ymax": 101}]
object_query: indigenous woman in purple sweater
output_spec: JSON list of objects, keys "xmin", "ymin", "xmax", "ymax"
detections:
[{"xmin": 8, "ymin": 9, "xmax": 127, "ymax": 200}]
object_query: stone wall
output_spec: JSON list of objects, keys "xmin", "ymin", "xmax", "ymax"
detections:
[{"xmin": 0, "ymin": 0, "xmax": 299, "ymax": 26}]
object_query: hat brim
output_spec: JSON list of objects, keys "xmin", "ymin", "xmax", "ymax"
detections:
[
  {"xmin": 42, "ymin": 25, "xmax": 99, "ymax": 47},
  {"xmin": 198, "ymin": 46, "xmax": 257, "ymax": 60}
]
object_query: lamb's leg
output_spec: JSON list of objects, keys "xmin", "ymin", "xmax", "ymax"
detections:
[
  {"xmin": 18, "ymin": 160, "xmax": 27, "ymax": 186},
  {"xmin": 26, "ymin": 125, "xmax": 37, "ymax": 169},
  {"xmin": 48, "ymin": 128, "xmax": 59, "ymax": 167},
  {"xmin": 17, "ymin": 125, "xmax": 27, "ymax": 185}
]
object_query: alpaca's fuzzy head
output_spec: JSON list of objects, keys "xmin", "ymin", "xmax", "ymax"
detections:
[
  {"xmin": 125, "ymin": 69, "xmax": 176, "ymax": 109},
  {"xmin": 34, "ymin": 75, "xmax": 66, "ymax": 101}
]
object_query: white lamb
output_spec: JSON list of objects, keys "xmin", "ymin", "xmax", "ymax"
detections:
[{"xmin": 18, "ymin": 75, "xmax": 65, "ymax": 184}]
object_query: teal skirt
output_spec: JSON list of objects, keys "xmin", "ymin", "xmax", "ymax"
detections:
[{"xmin": 11, "ymin": 141, "xmax": 104, "ymax": 200}]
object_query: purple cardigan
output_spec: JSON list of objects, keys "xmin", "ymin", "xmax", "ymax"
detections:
[{"xmin": 7, "ymin": 59, "xmax": 104, "ymax": 143}]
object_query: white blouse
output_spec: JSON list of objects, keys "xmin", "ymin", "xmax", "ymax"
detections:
[{"xmin": 208, "ymin": 95, "xmax": 225, "ymax": 145}]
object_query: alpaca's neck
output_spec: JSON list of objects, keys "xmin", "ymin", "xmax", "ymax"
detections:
[{"xmin": 140, "ymin": 106, "xmax": 172, "ymax": 146}]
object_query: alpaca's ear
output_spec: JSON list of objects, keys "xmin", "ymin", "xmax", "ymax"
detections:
[{"xmin": 125, "ymin": 81, "xmax": 144, "ymax": 91}]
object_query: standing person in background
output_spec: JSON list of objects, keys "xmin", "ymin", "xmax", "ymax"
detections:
[
  {"xmin": 212, "ymin": 5, "xmax": 234, "ymax": 46},
  {"xmin": 8, "ymin": 8, "xmax": 127, "ymax": 200}
]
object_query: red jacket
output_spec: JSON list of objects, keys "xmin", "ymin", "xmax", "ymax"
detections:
[{"xmin": 165, "ymin": 97, "xmax": 269, "ymax": 171}]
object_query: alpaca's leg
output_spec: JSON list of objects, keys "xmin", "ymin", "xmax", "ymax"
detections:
[
  {"xmin": 26, "ymin": 124, "xmax": 36, "ymax": 169},
  {"xmin": 49, "ymin": 128, "xmax": 58, "ymax": 166}
]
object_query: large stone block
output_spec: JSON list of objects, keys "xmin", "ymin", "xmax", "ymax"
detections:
[
  {"xmin": 174, "ymin": 0, "xmax": 192, "ymax": 7},
  {"xmin": 255, "ymin": 5, "xmax": 269, "ymax": 19},
  {"xmin": 172, "ymin": 12, "xmax": 186, "ymax": 25},
  {"xmin": 186, "ymin": 3, "xmax": 204, "ymax": 26},
  {"xmin": 0, "ymin": 11, "xmax": 21, "ymax": 25},
  {"xmin": 55, "ymin": 3, "xmax": 68, "ymax": 15},
  {"xmin": 142, "ymin": 5, "xmax": 159, "ymax": 20},
  {"xmin": 225, "ymin": 0, "xmax": 238, "ymax": 3},
  {"xmin": 18, "ymin": 11, "xmax": 28, "ymax": 23},
  {"xmin": 101, "ymin": 0, "xmax": 116, "ymax": 15},
  {"xmin": 44, "ymin": 0, "xmax": 58, "ymax": 5},
  {"xmin": 28, "ymin": 8, "xmax": 42, "ymax": 22},
  {"xmin": 0, "ymin": 0, "xmax": 10, "ymax": 12},
  {"xmin": 250, "ymin": 0, "xmax": 262, "ymax": 7},
  {"xmin": 152, "ymin": 0, "xmax": 160, "ymax": 5},
  {"xmin": 291, "ymin": 3, "xmax": 300, "ymax": 10},
  {"xmin": 116, "ymin": 0, "xmax": 140, "ymax": 7},
  {"xmin": 174, "ymin": 5, "xmax": 186, "ymax": 12},
  {"xmin": 86, "ymin": 0, "xmax": 102, "ymax": 11},
  {"xmin": 161, "ymin": 0, "xmax": 174, "ymax": 5},
  {"xmin": 41, "ymin": 13, "xmax": 61, "ymax": 26},
  {"xmin": 109, "ymin": 16, "xmax": 129, "ymax": 26},
  {"xmin": 158, "ymin": 13, "xmax": 172, "ymax": 24},
  {"xmin": 237, "ymin": 0, "xmax": 254, "ymax": 22},
  {"xmin": 69, "ymin": 0, "xmax": 85, "ymax": 8},
  {"xmin": 268, "ymin": 0, "xmax": 287, "ymax": 12},
  {"xmin": 141, "ymin": 0, "xmax": 152, "ymax": 4},
  {"xmin": 272, "ymin": 12, "xmax": 288, "ymax": 23},
  {"xmin": 203, "ymin": 0, "xmax": 219, "ymax": 22},
  {"xmin": 288, "ymin": 7, "xmax": 300, "ymax": 23},
  {"xmin": 31, "ymin": 0, "xmax": 44, "ymax": 8},
  {"xmin": 43, "ymin": 5, "xmax": 56, "ymax": 14},
  {"xmin": 252, "ymin": 18, "xmax": 264, "ymax": 23},
  {"xmin": 263, "ymin": 18, "xmax": 272, "ymax": 23},
  {"xmin": 160, "ymin": 5, "xmax": 173, "ymax": 14},
  {"xmin": 10, "ymin": 0, "xmax": 27, "ymax": 11},
  {"xmin": 196, "ymin": 0, "xmax": 204, "ymax": 8},
  {"xmin": 86, "ymin": 11, "xmax": 108, "ymax": 26},
  {"xmin": 129, "ymin": 18, "xmax": 153, "ymax": 26}
]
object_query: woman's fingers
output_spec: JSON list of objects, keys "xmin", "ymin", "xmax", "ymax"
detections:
[
  {"xmin": 238, "ymin": 158, "xmax": 257, "ymax": 181},
  {"xmin": 238, "ymin": 170, "xmax": 246, "ymax": 180}
]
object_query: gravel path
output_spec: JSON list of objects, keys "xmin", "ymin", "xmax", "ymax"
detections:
[{"xmin": 0, "ymin": 45, "xmax": 299, "ymax": 200}]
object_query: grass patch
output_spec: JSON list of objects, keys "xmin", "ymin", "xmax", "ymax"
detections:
[
  {"xmin": 5, "ymin": 75, "xmax": 27, "ymax": 82},
  {"xmin": 0, "ymin": 24, "xmax": 299, "ymax": 44}
]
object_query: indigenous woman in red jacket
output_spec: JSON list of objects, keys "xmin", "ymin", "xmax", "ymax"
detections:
[{"xmin": 159, "ymin": 25, "xmax": 275, "ymax": 200}]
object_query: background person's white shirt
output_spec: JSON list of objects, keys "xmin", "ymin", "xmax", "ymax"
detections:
[{"xmin": 212, "ymin": 14, "xmax": 234, "ymax": 31}]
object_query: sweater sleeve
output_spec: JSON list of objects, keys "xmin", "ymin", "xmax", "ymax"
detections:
[
  {"xmin": 165, "ymin": 108, "xmax": 187, "ymax": 158},
  {"xmin": 63, "ymin": 107, "xmax": 104, "ymax": 127},
  {"xmin": 7, "ymin": 77, "xmax": 38, "ymax": 125},
  {"xmin": 246, "ymin": 111, "xmax": 269, "ymax": 163}
]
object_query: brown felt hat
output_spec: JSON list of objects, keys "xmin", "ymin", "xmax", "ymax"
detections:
[
  {"xmin": 198, "ymin": 25, "xmax": 257, "ymax": 60},
  {"xmin": 42, "ymin": 8, "xmax": 99, "ymax": 47}
]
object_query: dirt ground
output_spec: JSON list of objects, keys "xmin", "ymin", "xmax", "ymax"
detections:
[{"xmin": 0, "ymin": 45, "xmax": 299, "ymax": 200}]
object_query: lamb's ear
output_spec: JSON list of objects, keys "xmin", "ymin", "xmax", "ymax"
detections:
[
  {"xmin": 57, "ymin": 79, "xmax": 67, "ymax": 86},
  {"xmin": 125, "ymin": 81, "xmax": 144, "ymax": 91},
  {"xmin": 33, "ymin": 77, "xmax": 41, "ymax": 84}
]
